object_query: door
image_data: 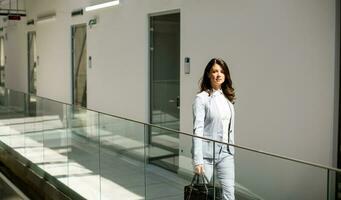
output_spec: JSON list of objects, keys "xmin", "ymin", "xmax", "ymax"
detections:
[
  {"xmin": 0, "ymin": 36, "xmax": 5, "ymax": 106},
  {"xmin": 71, "ymin": 24, "xmax": 87, "ymax": 107},
  {"xmin": 0, "ymin": 36, "xmax": 5, "ymax": 87},
  {"xmin": 27, "ymin": 31, "xmax": 37, "ymax": 116},
  {"xmin": 149, "ymin": 12, "xmax": 180, "ymax": 172},
  {"xmin": 28, "ymin": 31, "xmax": 37, "ymax": 94}
]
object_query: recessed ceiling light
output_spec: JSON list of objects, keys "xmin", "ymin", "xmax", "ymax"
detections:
[{"xmin": 85, "ymin": 0, "xmax": 119, "ymax": 12}]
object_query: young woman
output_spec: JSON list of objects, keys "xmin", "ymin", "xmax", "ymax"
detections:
[{"xmin": 192, "ymin": 58, "xmax": 236, "ymax": 200}]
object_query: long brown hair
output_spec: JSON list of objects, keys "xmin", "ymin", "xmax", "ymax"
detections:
[{"xmin": 200, "ymin": 58, "xmax": 236, "ymax": 103}]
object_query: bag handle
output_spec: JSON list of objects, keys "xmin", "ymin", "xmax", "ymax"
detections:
[
  {"xmin": 186, "ymin": 173, "xmax": 209, "ymax": 200},
  {"xmin": 191, "ymin": 173, "xmax": 209, "ymax": 189}
]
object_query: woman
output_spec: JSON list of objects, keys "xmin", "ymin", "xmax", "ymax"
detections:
[{"xmin": 192, "ymin": 58, "xmax": 236, "ymax": 200}]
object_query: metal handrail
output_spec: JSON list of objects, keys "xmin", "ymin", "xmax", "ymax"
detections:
[{"xmin": 1, "ymin": 86, "xmax": 341, "ymax": 173}]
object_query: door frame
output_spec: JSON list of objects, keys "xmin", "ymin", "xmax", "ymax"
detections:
[
  {"xmin": 147, "ymin": 9, "xmax": 181, "ymax": 172},
  {"xmin": 0, "ymin": 36, "xmax": 5, "ymax": 87},
  {"xmin": 335, "ymin": 0, "xmax": 340, "ymax": 198},
  {"xmin": 27, "ymin": 31, "xmax": 36, "ymax": 94},
  {"xmin": 148, "ymin": 8, "xmax": 180, "ymax": 128}
]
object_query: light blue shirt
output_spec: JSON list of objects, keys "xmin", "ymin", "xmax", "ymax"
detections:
[{"xmin": 192, "ymin": 89, "xmax": 235, "ymax": 165}]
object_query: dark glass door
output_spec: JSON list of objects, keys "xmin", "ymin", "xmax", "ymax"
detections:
[
  {"xmin": 149, "ymin": 12, "xmax": 180, "ymax": 172},
  {"xmin": 71, "ymin": 24, "xmax": 87, "ymax": 107}
]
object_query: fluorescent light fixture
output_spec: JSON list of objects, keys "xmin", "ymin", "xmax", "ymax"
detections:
[
  {"xmin": 37, "ymin": 12, "xmax": 56, "ymax": 24},
  {"xmin": 85, "ymin": 0, "xmax": 119, "ymax": 12}
]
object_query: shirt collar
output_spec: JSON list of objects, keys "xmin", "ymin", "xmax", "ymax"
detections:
[{"xmin": 211, "ymin": 88, "xmax": 223, "ymax": 97}]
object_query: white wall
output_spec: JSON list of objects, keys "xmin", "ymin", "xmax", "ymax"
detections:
[
  {"xmin": 87, "ymin": 0, "xmax": 182, "ymax": 121},
  {"xmin": 2, "ymin": 20, "xmax": 27, "ymax": 92},
  {"xmin": 87, "ymin": 0, "xmax": 149, "ymax": 121},
  {"xmin": 0, "ymin": 0, "xmax": 337, "ymax": 198},
  {"xmin": 178, "ymin": 1, "xmax": 337, "ymax": 198},
  {"xmin": 180, "ymin": 0, "xmax": 336, "ymax": 165}
]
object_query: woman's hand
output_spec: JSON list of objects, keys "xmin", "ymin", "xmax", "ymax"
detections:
[{"xmin": 194, "ymin": 164, "xmax": 204, "ymax": 174}]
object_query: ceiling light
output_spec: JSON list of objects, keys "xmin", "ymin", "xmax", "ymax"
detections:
[{"xmin": 85, "ymin": 0, "xmax": 119, "ymax": 12}]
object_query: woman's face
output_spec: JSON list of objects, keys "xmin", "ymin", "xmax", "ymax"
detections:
[{"xmin": 209, "ymin": 63, "xmax": 225, "ymax": 90}]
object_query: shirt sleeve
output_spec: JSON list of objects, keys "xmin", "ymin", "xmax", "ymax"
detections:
[{"xmin": 192, "ymin": 95, "xmax": 205, "ymax": 165}]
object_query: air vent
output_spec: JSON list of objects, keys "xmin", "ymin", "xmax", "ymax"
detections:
[
  {"xmin": 37, "ymin": 12, "xmax": 56, "ymax": 24},
  {"xmin": 71, "ymin": 9, "xmax": 83, "ymax": 17},
  {"xmin": 26, "ymin": 19, "xmax": 34, "ymax": 25}
]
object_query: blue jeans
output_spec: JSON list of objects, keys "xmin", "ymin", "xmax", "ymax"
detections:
[{"xmin": 204, "ymin": 151, "xmax": 235, "ymax": 200}]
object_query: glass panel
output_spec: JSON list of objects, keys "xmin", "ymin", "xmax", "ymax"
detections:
[
  {"xmin": 3, "ymin": 90, "xmax": 26, "ymax": 148},
  {"xmin": 41, "ymin": 98, "xmax": 68, "ymax": 185},
  {"xmin": 329, "ymin": 170, "xmax": 337, "ymax": 200},
  {"xmin": 0, "ymin": 87, "xmax": 7, "ymax": 108},
  {"xmin": 233, "ymin": 142, "xmax": 328, "ymax": 200},
  {"xmin": 98, "ymin": 114, "xmax": 145, "ymax": 200},
  {"xmin": 67, "ymin": 105, "xmax": 100, "ymax": 199},
  {"xmin": 7, "ymin": 89, "xmax": 26, "ymax": 118},
  {"xmin": 145, "ymin": 126, "xmax": 215, "ymax": 200},
  {"xmin": 0, "ymin": 87, "xmax": 337, "ymax": 200},
  {"xmin": 23, "ymin": 95, "xmax": 44, "ymax": 167},
  {"xmin": 149, "ymin": 125, "xmax": 179, "ymax": 172},
  {"xmin": 0, "ymin": 88, "xmax": 9, "ymax": 143}
]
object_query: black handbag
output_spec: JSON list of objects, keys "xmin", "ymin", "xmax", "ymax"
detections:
[{"xmin": 184, "ymin": 174, "xmax": 222, "ymax": 200}]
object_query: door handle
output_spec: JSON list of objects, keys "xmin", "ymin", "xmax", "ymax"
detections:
[{"xmin": 169, "ymin": 97, "xmax": 180, "ymax": 109}]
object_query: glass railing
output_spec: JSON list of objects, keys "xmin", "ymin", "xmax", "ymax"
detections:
[{"xmin": 0, "ymin": 86, "xmax": 339, "ymax": 200}]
